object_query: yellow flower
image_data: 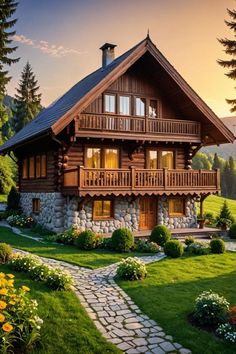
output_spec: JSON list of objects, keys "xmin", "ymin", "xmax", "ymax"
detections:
[
  {"xmin": 22, "ymin": 286, "xmax": 30, "ymax": 292},
  {"xmin": 7, "ymin": 280, "xmax": 14, "ymax": 287},
  {"xmin": 2, "ymin": 323, "xmax": 13, "ymax": 332},
  {"xmin": 0, "ymin": 288, "xmax": 7, "ymax": 295},
  {"xmin": 9, "ymin": 301, "xmax": 15, "ymax": 305},
  {"xmin": 0, "ymin": 314, "xmax": 5, "ymax": 322},
  {"xmin": 0, "ymin": 273, "xmax": 5, "ymax": 279},
  {"xmin": 6, "ymin": 274, "xmax": 14, "ymax": 279},
  {"xmin": 0, "ymin": 301, "xmax": 7, "ymax": 310}
]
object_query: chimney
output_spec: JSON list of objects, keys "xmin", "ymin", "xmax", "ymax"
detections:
[{"xmin": 100, "ymin": 43, "xmax": 117, "ymax": 67}]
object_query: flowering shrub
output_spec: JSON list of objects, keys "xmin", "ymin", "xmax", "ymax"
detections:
[
  {"xmin": 116, "ymin": 257, "xmax": 147, "ymax": 280},
  {"xmin": 135, "ymin": 239, "xmax": 160, "ymax": 253},
  {"xmin": 187, "ymin": 241, "xmax": 209, "ymax": 255},
  {"xmin": 9, "ymin": 254, "xmax": 74, "ymax": 291},
  {"xmin": 56, "ymin": 225, "xmax": 81, "ymax": 245},
  {"xmin": 193, "ymin": 290, "xmax": 229, "ymax": 326},
  {"xmin": 75, "ymin": 230, "xmax": 104, "ymax": 250},
  {"xmin": 0, "ymin": 272, "xmax": 43, "ymax": 353},
  {"xmin": 7, "ymin": 214, "xmax": 34, "ymax": 228},
  {"xmin": 216, "ymin": 323, "xmax": 236, "ymax": 343}
]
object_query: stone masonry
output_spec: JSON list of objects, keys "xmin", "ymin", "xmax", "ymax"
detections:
[{"xmin": 20, "ymin": 193, "xmax": 197, "ymax": 233}]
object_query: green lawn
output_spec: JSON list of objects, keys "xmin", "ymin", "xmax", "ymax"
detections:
[
  {"xmin": 0, "ymin": 226, "xmax": 148, "ymax": 269},
  {"xmin": 0, "ymin": 264, "xmax": 120, "ymax": 354},
  {"xmin": 118, "ymin": 253, "xmax": 236, "ymax": 354},
  {"xmin": 198, "ymin": 195, "xmax": 236, "ymax": 220},
  {"xmin": 0, "ymin": 194, "xmax": 7, "ymax": 202}
]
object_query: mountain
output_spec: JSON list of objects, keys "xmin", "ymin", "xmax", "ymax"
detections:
[
  {"xmin": 3, "ymin": 95, "xmax": 15, "ymax": 111},
  {"xmin": 201, "ymin": 116, "xmax": 236, "ymax": 159}
]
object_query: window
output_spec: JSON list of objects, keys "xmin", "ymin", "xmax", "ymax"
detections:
[
  {"xmin": 36, "ymin": 155, "xmax": 41, "ymax": 178},
  {"xmin": 104, "ymin": 94, "xmax": 115, "ymax": 113},
  {"xmin": 148, "ymin": 100, "xmax": 157, "ymax": 118},
  {"xmin": 160, "ymin": 151, "xmax": 174, "ymax": 169},
  {"xmin": 136, "ymin": 97, "xmax": 146, "ymax": 116},
  {"xmin": 22, "ymin": 159, "xmax": 28, "ymax": 179},
  {"xmin": 85, "ymin": 147, "xmax": 119, "ymax": 168},
  {"xmin": 93, "ymin": 200, "xmax": 113, "ymax": 219},
  {"xmin": 32, "ymin": 198, "xmax": 40, "ymax": 214},
  {"xmin": 29, "ymin": 157, "xmax": 35, "ymax": 179},
  {"xmin": 41, "ymin": 154, "xmax": 47, "ymax": 177},
  {"xmin": 148, "ymin": 150, "xmax": 158, "ymax": 169},
  {"xmin": 119, "ymin": 96, "xmax": 130, "ymax": 115},
  {"xmin": 169, "ymin": 198, "xmax": 185, "ymax": 216}
]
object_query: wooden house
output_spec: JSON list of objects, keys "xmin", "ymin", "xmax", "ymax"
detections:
[{"xmin": 0, "ymin": 36, "xmax": 234, "ymax": 234}]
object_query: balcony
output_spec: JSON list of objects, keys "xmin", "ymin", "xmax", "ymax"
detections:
[
  {"xmin": 75, "ymin": 113, "xmax": 201, "ymax": 142},
  {"xmin": 62, "ymin": 167, "xmax": 220, "ymax": 196}
]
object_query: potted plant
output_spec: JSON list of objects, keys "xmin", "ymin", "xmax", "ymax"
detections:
[
  {"xmin": 216, "ymin": 217, "xmax": 232, "ymax": 231},
  {"xmin": 197, "ymin": 218, "xmax": 205, "ymax": 229},
  {"xmin": 216, "ymin": 200, "xmax": 234, "ymax": 231}
]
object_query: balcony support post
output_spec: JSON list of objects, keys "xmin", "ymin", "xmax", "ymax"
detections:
[
  {"xmin": 130, "ymin": 166, "xmax": 136, "ymax": 191},
  {"xmin": 79, "ymin": 165, "xmax": 84, "ymax": 189},
  {"xmin": 163, "ymin": 168, "xmax": 168, "ymax": 189}
]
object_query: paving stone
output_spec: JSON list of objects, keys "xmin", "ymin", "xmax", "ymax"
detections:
[
  {"xmin": 165, "ymin": 335, "xmax": 173, "ymax": 341},
  {"xmin": 148, "ymin": 337, "xmax": 164, "ymax": 344},
  {"xmin": 151, "ymin": 347, "xmax": 165, "ymax": 354},
  {"xmin": 125, "ymin": 317, "xmax": 140, "ymax": 323},
  {"xmin": 117, "ymin": 342, "xmax": 132, "ymax": 351},
  {"xmin": 125, "ymin": 322, "xmax": 144, "ymax": 330},
  {"xmin": 179, "ymin": 349, "xmax": 192, "ymax": 354},
  {"xmin": 159, "ymin": 341, "xmax": 176, "ymax": 352},
  {"xmin": 127, "ymin": 349, "xmax": 141, "ymax": 354},
  {"xmin": 173, "ymin": 342, "xmax": 182, "ymax": 350},
  {"xmin": 136, "ymin": 345, "xmax": 149, "ymax": 353},
  {"xmin": 132, "ymin": 338, "xmax": 148, "ymax": 346},
  {"xmin": 109, "ymin": 338, "xmax": 122, "ymax": 344}
]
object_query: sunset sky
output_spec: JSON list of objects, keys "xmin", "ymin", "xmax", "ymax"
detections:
[{"xmin": 6, "ymin": 0, "xmax": 236, "ymax": 118}]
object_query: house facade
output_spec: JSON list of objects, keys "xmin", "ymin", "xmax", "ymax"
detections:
[{"xmin": 0, "ymin": 36, "xmax": 234, "ymax": 234}]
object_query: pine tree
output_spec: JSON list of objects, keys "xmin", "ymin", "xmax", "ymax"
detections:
[
  {"xmin": 14, "ymin": 62, "xmax": 42, "ymax": 132},
  {"xmin": 218, "ymin": 8, "xmax": 236, "ymax": 112},
  {"xmin": 212, "ymin": 153, "xmax": 221, "ymax": 170},
  {"xmin": 228, "ymin": 155, "xmax": 236, "ymax": 198},
  {"xmin": 221, "ymin": 161, "xmax": 230, "ymax": 197},
  {"xmin": 218, "ymin": 200, "xmax": 234, "ymax": 223}
]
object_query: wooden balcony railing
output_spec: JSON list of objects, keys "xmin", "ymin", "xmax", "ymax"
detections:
[
  {"xmin": 76, "ymin": 113, "xmax": 201, "ymax": 141},
  {"xmin": 62, "ymin": 167, "xmax": 220, "ymax": 196}
]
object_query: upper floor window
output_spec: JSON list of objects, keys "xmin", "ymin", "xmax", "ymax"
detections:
[
  {"xmin": 104, "ymin": 94, "xmax": 115, "ymax": 113},
  {"xmin": 119, "ymin": 96, "xmax": 130, "ymax": 115},
  {"xmin": 148, "ymin": 100, "xmax": 157, "ymax": 118},
  {"xmin": 147, "ymin": 150, "xmax": 174, "ymax": 169},
  {"xmin": 86, "ymin": 148, "xmax": 101, "ymax": 168},
  {"xmin": 29, "ymin": 157, "xmax": 35, "ymax": 179},
  {"xmin": 85, "ymin": 147, "xmax": 119, "ymax": 168},
  {"xmin": 160, "ymin": 151, "xmax": 174, "ymax": 169},
  {"xmin": 22, "ymin": 154, "xmax": 47, "ymax": 180},
  {"xmin": 148, "ymin": 150, "xmax": 158, "ymax": 169},
  {"xmin": 22, "ymin": 158, "xmax": 28, "ymax": 179},
  {"xmin": 136, "ymin": 97, "xmax": 146, "ymax": 117}
]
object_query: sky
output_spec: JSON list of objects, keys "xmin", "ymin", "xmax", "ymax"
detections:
[{"xmin": 5, "ymin": 0, "xmax": 236, "ymax": 118}]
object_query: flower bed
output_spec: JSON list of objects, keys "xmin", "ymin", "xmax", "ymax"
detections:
[{"xmin": 6, "ymin": 214, "xmax": 34, "ymax": 228}]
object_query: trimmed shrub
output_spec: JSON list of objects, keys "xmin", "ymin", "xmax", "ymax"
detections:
[
  {"xmin": 188, "ymin": 241, "xmax": 210, "ymax": 255},
  {"xmin": 75, "ymin": 230, "xmax": 102, "ymax": 250},
  {"xmin": 150, "ymin": 225, "xmax": 171, "ymax": 246},
  {"xmin": 57, "ymin": 225, "xmax": 80, "ymax": 245},
  {"xmin": 135, "ymin": 239, "xmax": 160, "ymax": 253},
  {"xmin": 210, "ymin": 238, "xmax": 225, "ymax": 254},
  {"xmin": 116, "ymin": 257, "xmax": 147, "ymax": 280},
  {"xmin": 229, "ymin": 223, "xmax": 236, "ymax": 239},
  {"xmin": 164, "ymin": 239, "xmax": 183, "ymax": 258},
  {"xmin": 184, "ymin": 235, "xmax": 195, "ymax": 246},
  {"xmin": 193, "ymin": 290, "xmax": 229, "ymax": 326},
  {"xmin": 0, "ymin": 243, "xmax": 12, "ymax": 263},
  {"xmin": 7, "ymin": 186, "xmax": 20, "ymax": 211},
  {"xmin": 111, "ymin": 228, "xmax": 134, "ymax": 252}
]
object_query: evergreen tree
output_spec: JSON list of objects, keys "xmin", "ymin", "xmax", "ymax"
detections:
[
  {"xmin": 218, "ymin": 200, "xmax": 234, "ymax": 223},
  {"xmin": 218, "ymin": 8, "xmax": 236, "ymax": 112},
  {"xmin": 221, "ymin": 161, "xmax": 230, "ymax": 197},
  {"xmin": 192, "ymin": 152, "xmax": 211, "ymax": 170},
  {"xmin": 14, "ymin": 62, "xmax": 42, "ymax": 132},
  {"xmin": 212, "ymin": 153, "xmax": 221, "ymax": 170},
  {"xmin": 228, "ymin": 155, "xmax": 236, "ymax": 198}
]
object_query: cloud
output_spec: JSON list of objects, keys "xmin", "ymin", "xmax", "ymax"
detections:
[{"xmin": 13, "ymin": 34, "xmax": 86, "ymax": 58}]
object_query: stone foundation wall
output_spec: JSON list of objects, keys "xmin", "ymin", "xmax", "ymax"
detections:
[
  {"xmin": 158, "ymin": 196, "xmax": 197, "ymax": 229},
  {"xmin": 20, "ymin": 193, "xmax": 197, "ymax": 233}
]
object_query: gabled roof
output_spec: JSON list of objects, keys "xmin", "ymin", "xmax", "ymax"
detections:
[{"xmin": 0, "ymin": 36, "xmax": 234, "ymax": 153}]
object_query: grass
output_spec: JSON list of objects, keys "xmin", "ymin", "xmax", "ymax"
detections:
[
  {"xmin": 0, "ymin": 194, "xmax": 7, "ymax": 203},
  {"xmin": 0, "ymin": 263, "xmax": 120, "ymax": 354},
  {"xmin": 198, "ymin": 195, "xmax": 236, "ymax": 220},
  {"xmin": 0, "ymin": 226, "xmax": 148, "ymax": 269},
  {"xmin": 117, "ymin": 252, "xmax": 236, "ymax": 354}
]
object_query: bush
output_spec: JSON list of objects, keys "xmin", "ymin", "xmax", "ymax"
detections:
[
  {"xmin": 7, "ymin": 186, "xmax": 20, "ymax": 211},
  {"xmin": 0, "ymin": 272, "xmax": 43, "ymax": 353},
  {"xmin": 229, "ymin": 223, "xmax": 236, "ymax": 239},
  {"xmin": 135, "ymin": 239, "xmax": 160, "ymax": 253},
  {"xmin": 184, "ymin": 235, "xmax": 195, "ymax": 246},
  {"xmin": 57, "ymin": 225, "xmax": 81, "ymax": 245},
  {"xmin": 193, "ymin": 290, "xmax": 229, "ymax": 326},
  {"xmin": 150, "ymin": 225, "xmax": 171, "ymax": 246},
  {"xmin": 9, "ymin": 254, "xmax": 74, "ymax": 291},
  {"xmin": 210, "ymin": 238, "xmax": 225, "ymax": 254},
  {"xmin": 111, "ymin": 228, "xmax": 134, "ymax": 252},
  {"xmin": 75, "ymin": 230, "xmax": 102, "ymax": 250},
  {"xmin": 116, "ymin": 257, "xmax": 147, "ymax": 280},
  {"xmin": 7, "ymin": 214, "xmax": 34, "ymax": 228},
  {"xmin": 187, "ymin": 241, "xmax": 210, "ymax": 255},
  {"xmin": 216, "ymin": 323, "xmax": 236, "ymax": 343},
  {"xmin": 204, "ymin": 212, "xmax": 215, "ymax": 226},
  {"xmin": 164, "ymin": 239, "xmax": 183, "ymax": 258},
  {"xmin": 0, "ymin": 243, "xmax": 12, "ymax": 263}
]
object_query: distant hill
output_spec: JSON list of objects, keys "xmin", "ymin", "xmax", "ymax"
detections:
[{"xmin": 201, "ymin": 116, "xmax": 236, "ymax": 159}]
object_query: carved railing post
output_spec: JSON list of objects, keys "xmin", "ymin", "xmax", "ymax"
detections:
[
  {"xmin": 79, "ymin": 166, "xmax": 84, "ymax": 189},
  {"xmin": 130, "ymin": 166, "xmax": 136, "ymax": 191},
  {"xmin": 163, "ymin": 168, "xmax": 168, "ymax": 189}
]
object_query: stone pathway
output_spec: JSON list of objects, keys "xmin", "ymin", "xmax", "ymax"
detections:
[{"xmin": 13, "ymin": 248, "xmax": 191, "ymax": 354}]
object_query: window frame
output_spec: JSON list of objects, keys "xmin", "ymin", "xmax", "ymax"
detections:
[
  {"xmin": 22, "ymin": 158, "xmax": 28, "ymax": 179},
  {"xmin": 118, "ymin": 95, "xmax": 131, "ymax": 116},
  {"xmin": 32, "ymin": 198, "xmax": 40, "ymax": 214},
  {"xmin": 22, "ymin": 154, "xmax": 47, "ymax": 180},
  {"xmin": 104, "ymin": 93, "xmax": 116, "ymax": 114},
  {"xmin": 85, "ymin": 146, "xmax": 120, "ymax": 169},
  {"xmin": 146, "ymin": 149, "xmax": 176, "ymax": 169},
  {"xmin": 93, "ymin": 199, "xmax": 114, "ymax": 220},
  {"xmin": 135, "ymin": 96, "xmax": 146, "ymax": 117},
  {"xmin": 168, "ymin": 198, "xmax": 185, "ymax": 217}
]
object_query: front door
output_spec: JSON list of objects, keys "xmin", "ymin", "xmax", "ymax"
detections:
[{"xmin": 139, "ymin": 196, "xmax": 157, "ymax": 230}]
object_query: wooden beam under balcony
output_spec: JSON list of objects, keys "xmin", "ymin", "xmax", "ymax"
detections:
[
  {"xmin": 75, "ymin": 113, "xmax": 201, "ymax": 143},
  {"xmin": 62, "ymin": 167, "xmax": 220, "ymax": 197}
]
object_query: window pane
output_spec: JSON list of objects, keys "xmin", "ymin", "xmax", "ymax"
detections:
[
  {"xmin": 29, "ymin": 157, "xmax": 35, "ymax": 178},
  {"xmin": 86, "ymin": 148, "xmax": 101, "ymax": 168},
  {"xmin": 119, "ymin": 96, "xmax": 130, "ymax": 115},
  {"xmin": 32, "ymin": 198, "xmax": 40, "ymax": 213},
  {"xmin": 104, "ymin": 149, "xmax": 119, "ymax": 168},
  {"xmin": 103, "ymin": 201, "xmax": 111, "ymax": 217},
  {"xmin": 41, "ymin": 154, "xmax": 46, "ymax": 177},
  {"xmin": 160, "ymin": 151, "xmax": 174, "ymax": 169},
  {"xmin": 22, "ymin": 158, "xmax": 28, "ymax": 179},
  {"xmin": 136, "ymin": 97, "xmax": 146, "ymax": 116},
  {"xmin": 148, "ymin": 151, "xmax": 157, "ymax": 169},
  {"xmin": 105, "ymin": 94, "xmax": 115, "ymax": 113},
  {"xmin": 93, "ymin": 200, "xmax": 112, "ymax": 219},
  {"xmin": 169, "ymin": 199, "xmax": 184, "ymax": 216},
  {"xmin": 148, "ymin": 100, "xmax": 157, "ymax": 118},
  {"xmin": 93, "ymin": 200, "xmax": 103, "ymax": 218},
  {"xmin": 36, "ymin": 155, "xmax": 41, "ymax": 178}
]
